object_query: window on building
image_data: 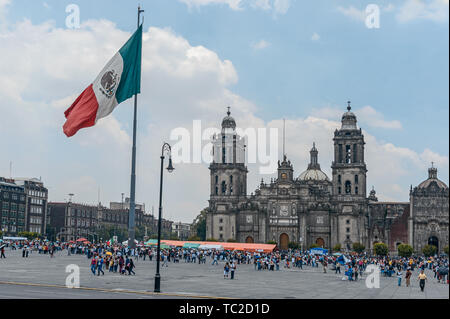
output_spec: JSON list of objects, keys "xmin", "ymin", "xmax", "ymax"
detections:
[
  {"xmin": 219, "ymin": 218, "xmax": 223, "ymax": 223},
  {"xmin": 215, "ymin": 175, "xmax": 218, "ymax": 184},
  {"xmin": 346, "ymin": 235, "xmax": 350, "ymax": 240},
  {"xmin": 338, "ymin": 187, "xmax": 341, "ymax": 194},
  {"xmin": 215, "ymin": 187, "xmax": 218, "ymax": 195},
  {"xmin": 355, "ymin": 187, "xmax": 359, "ymax": 194},
  {"xmin": 219, "ymin": 226, "xmax": 223, "ymax": 231},
  {"xmin": 355, "ymin": 175, "xmax": 359, "ymax": 184},
  {"xmin": 221, "ymin": 181, "xmax": 226, "ymax": 195},
  {"xmin": 346, "ymin": 145, "xmax": 352, "ymax": 164},
  {"xmin": 345, "ymin": 181, "xmax": 351, "ymax": 194},
  {"xmin": 346, "ymin": 227, "xmax": 350, "ymax": 233},
  {"xmin": 353, "ymin": 144, "xmax": 357, "ymax": 163},
  {"xmin": 338, "ymin": 175, "xmax": 341, "ymax": 184},
  {"xmin": 219, "ymin": 233, "xmax": 223, "ymax": 240},
  {"xmin": 338, "ymin": 144, "xmax": 343, "ymax": 163},
  {"xmin": 346, "ymin": 219, "xmax": 350, "ymax": 224}
]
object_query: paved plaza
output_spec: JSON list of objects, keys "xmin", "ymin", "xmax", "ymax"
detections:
[{"xmin": 0, "ymin": 250, "xmax": 448, "ymax": 299}]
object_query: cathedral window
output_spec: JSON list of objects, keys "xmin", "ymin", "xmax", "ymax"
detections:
[
  {"xmin": 338, "ymin": 175, "xmax": 342, "ymax": 184},
  {"xmin": 355, "ymin": 175, "xmax": 358, "ymax": 184},
  {"xmin": 230, "ymin": 175, "xmax": 233, "ymax": 194},
  {"xmin": 346, "ymin": 219, "xmax": 350, "ymax": 224},
  {"xmin": 219, "ymin": 226, "xmax": 223, "ymax": 231},
  {"xmin": 346, "ymin": 145, "xmax": 352, "ymax": 164},
  {"xmin": 345, "ymin": 181, "xmax": 351, "ymax": 194},
  {"xmin": 221, "ymin": 181, "xmax": 227, "ymax": 195},
  {"xmin": 338, "ymin": 144, "xmax": 343, "ymax": 163},
  {"xmin": 215, "ymin": 187, "xmax": 218, "ymax": 195},
  {"xmin": 215, "ymin": 175, "xmax": 218, "ymax": 184},
  {"xmin": 353, "ymin": 144, "xmax": 357, "ymax": 163},
  {"xmin": 355, "ymin": 187, "xmax": 359, "ymax": 194},
  {"xmin": 346, "ymin": 227, "xmax": 350, "ymax": 233},
  {"xmin": 219, "ymin": 218, "xmax": 223, "ymax": 223},
  {"xmin": 338, "ymin": 187, "xmax": 341, "ymax": 194}
]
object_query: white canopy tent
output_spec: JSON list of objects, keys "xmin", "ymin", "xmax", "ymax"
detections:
[{"xmin": 198, "ymin": 244, "xmax": 223, "ymax": 250}]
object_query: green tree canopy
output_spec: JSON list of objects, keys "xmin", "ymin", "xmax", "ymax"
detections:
[
  {"xmin": 422, "ymin": 245, "xmax": 437, "ymax": 257},
  {"xmin": 352, "ymin": 242, "xmax": 365, "ymax": 253},
  {"xmin": 191, "ymin": 208, "xmax": 207, "ymax": 241},
  {"xmin": 397, "ymin": 244, "xmax": 414, "ymax": 258},
  {"xmin": 374, "ymin": 243, "xmax": 388, "ymax": 256},
  {"xmin": 333, "ymin": 243, "xmax": 342, "ymax": 252},
  {"xmin": 444, "ymin": 246, "xmax": 449, "ymax": 255}
]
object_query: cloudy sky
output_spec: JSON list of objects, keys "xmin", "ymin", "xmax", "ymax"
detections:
[{"xmin": 0, "ymin": 0, "xmax": 448, "ymax": 223}]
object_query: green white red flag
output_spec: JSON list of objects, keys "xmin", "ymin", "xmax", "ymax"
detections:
[{"xmin": 63, "ymin": 25, "xmax": 142, "ymax": 137}]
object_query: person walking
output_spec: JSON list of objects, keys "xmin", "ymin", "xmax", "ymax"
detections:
[
  {"xmin": 397, "ymin": 269, "xmax": 402, "ymax": 286},
  {"xmin": 418, "ymin": 270, "xmax": 427, "ymax": 292},
  {"xmin": 224, "ymin": 262, "xmax": 230, "ymax": 279},
  {"xmin": 97, "ymin": 256, "xmax": 105, "ymax": 276},
  {"xmin": 230, "ymin": 261, "xmax": 236, "ymax": 279},
  {"xmin": 405, "ymin": 268, "xmax": 412, "ymax": 287},
  {"xmin": 336, "ymin": 262, "xmax": 341, "ymax": 274},
  {"xmin": 90, "ymin": 256, "xmax": 97, "ymax": 275},
  {"xmin": 127, "ymin": 258, "xmax": 136, "ymax": 275}
]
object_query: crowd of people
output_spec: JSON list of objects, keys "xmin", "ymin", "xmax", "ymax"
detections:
[{"xmin": 0, "ymin": 238, "xmax": 448, "ymax": 291}]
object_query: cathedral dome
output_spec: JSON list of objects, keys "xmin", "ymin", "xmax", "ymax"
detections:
[
  {"xmin": 298, "ymin": 168, "xmax": 329, "ymax": 181},
  {"xmin": 298, "ymin": 143, "xmax": 330, "ymax": 181},
  {"xmin": 341, "ymin": 102, "xmax": 358, "ymax": 130},
  {"xmin": 417, "ymin": 166, "xmax": 448, "ymax": 190},
  {"xmin": 221, "ymin": 107, "xmax": 236, "ymax": 130}
]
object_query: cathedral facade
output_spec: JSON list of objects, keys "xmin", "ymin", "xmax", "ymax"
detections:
[{"xmin": 206, "ymin": 105, "xmax": 449, "ymax": 253}]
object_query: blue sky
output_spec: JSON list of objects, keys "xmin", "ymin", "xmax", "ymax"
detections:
[{"xmin": 0, "ymin": 0, "xmax": 448, "ymax": 222}]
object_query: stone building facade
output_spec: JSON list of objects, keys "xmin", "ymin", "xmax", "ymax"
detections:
[{"xmin": 206, "ymin": 105, "xmax": 449, "ymax": 253}]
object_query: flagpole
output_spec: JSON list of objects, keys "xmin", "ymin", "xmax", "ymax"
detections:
[{"xmin": 128, "ymin": 5, "xmax": 144, "ymax": 250}]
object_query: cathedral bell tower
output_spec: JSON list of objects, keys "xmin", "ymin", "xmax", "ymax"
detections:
[
  {"xmin": 331, "ymin": 102, "xmax": 367, "ymax": 199},
  {"xmin": 209, "ymin": 107, "xmax": 247, "ymax": 198}
]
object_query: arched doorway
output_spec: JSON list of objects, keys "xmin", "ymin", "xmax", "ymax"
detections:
[
  {"xmin": 428, "ymin": 236, "xmax": 439, "ymax": 252},
  {"xmin": 316, "ymin": 238, "xmax": 325, "ymax": 248},
  {"xmin": 245, "ymin": 236, "xmax": 254, "ymax": 243},
  {"xmin": 279, "ymin": 233, "xmax": 289, "ymax": 250}
]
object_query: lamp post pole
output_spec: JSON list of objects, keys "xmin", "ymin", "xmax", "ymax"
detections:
[{"xmin": 154, "ymin": 143, "xmax": 174, "ymax": 293}]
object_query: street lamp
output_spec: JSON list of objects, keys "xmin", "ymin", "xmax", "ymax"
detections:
[{"xmin": 154, "ymin": 142, "xmax": 175, "ymax": 293}]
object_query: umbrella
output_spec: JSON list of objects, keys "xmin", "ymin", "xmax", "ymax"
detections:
[
  {"xmin": 76, "ymin": 238, "xmax": 87, "ymax": 242},
  {"xmin": 106, "ymin": 251, "xmax": 113, "ymax": 256},
  {"xmin": 83, "ymin": 241, "xmax": 91, "ymax": 244},
  {"xmin": 333, "ymin": 253, "xmax": 343, "ymax": 256},
  {"xmin": 0, "ymin": 244, "xmax": 6, "ymax": 249}
]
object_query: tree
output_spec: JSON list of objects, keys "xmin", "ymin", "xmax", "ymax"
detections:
[
  {"xmin": 374, "ymin": 243, "xmax": 388, "ymax": 256},
  {"xmin": 309, "ymin": 243, "xmax": 320, "ymax": 249},
  {"xmin": 0, "ymin": 230, "xmax": 3, "ymax": 238},
  {"xmin": 352, "ymin": 242, "xmax": 365, "ymax": 253},
  {"xmin": 267, "ymin": 240, "xmax": 277, "ymax": 245},
  {"xmin": 227, "ymin": 238, "xmax": 237, "ymax": 242},
  {"xmin": 191, "ymin": 208, "xmax": 207, "ymax": 241},
  {"xmin": 422, "ymin": 245, "xmax": 437, "ymax": 257},
  {"xmin": 397, "ymin": 244, "xmax": 414, "ymax": 258},
  {"xmin": 288, "ymin": 242, "xmax": 300, "ymax": 249},
  {"xmin": 206, "ymin": 238, "xmax": 219, "ymax": 242},
  {"xmin": 444, "ymin": 246, "xmax": 449, "ymax": 255},
  {"xmin": 18, "ymin": 231, "xmax": 42, "ymax": 240},
  {"xmin": 333, "ymin": 243, "xmax": 342, "ymax": 252},
  {"xmin": 187, "ymin": 235, "xmax": 201, "ymax": 241}
]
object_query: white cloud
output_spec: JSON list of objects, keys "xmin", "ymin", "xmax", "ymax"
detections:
[
  {"xmin": 311, "ymin": 105, "xmax": 402, "ymax": 130},
  {"xmin": 357, "ymin": 106, "xmax": 402, "ymax": 129},
  {"xmin": 311, "ymin": 32, "xmax": 320, "ymax": 41},
  {"xmin": 337, "ymin": 5, "xmax": 366, "ymax": 22},
  {"xmin": 43, "ymin": 2, "xmax": 50, "ymax": 9},
  {"xmin": 396, "ymin": 0, "xmax": 449, "ymax": 23},
  {"xmin": 273, "ymin": 0, "xmax": 291, "ymax": 15},
  {"xmin": 179, "ymin": 0, "xmax": 291, "ymax": 14},
  {"xmin": 251, "ymin": 39, "xmax": 271, "ymax": 50}
]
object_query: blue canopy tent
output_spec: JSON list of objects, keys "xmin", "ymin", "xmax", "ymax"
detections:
[{"xmin": 309, "ymin": 248, "xmax": 328, "ymax": 255}]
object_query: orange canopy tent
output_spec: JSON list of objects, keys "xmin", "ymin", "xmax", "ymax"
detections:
[
  {"xmin": 157, "ymin": 240, "xmax": 275, "ymax": 253},
  {"xmin": 76, "ymin": 238, "xmax": 88, "ymax": 242}
]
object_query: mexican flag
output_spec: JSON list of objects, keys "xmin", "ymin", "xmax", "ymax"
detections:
[{"xmin": 63, "ymin": 25, "xmax": 142, "ymax": 137}]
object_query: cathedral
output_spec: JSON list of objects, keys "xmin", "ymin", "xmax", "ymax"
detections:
[{"xmin": 205, "ymin": 104, "xmax": 449, "ymax": 253}]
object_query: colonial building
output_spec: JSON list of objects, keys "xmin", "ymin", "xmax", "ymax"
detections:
[
  {"xmin": 206, "ymin": 105, "xmax": 449, "ymax": 253},
  {"xmin": 47, "ymin": 201, "xmax": 173, "ymax": 242},
  {"xmin": 0, "ymin": 177, "xmax": 48, "ymax": 236}
]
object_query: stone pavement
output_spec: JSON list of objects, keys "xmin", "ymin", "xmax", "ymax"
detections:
[{"xmin": 0, "ymin": 250, "xmax": 448, "ymax": 299}]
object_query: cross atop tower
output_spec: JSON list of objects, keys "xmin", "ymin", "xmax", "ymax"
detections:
[
  {"xmin": 347, "ymin": 101, "xmax": 351, "ymax": 111},
  {"xmin": 227, "ymin": 106, "xmax": 231, "ymax": 116}
]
